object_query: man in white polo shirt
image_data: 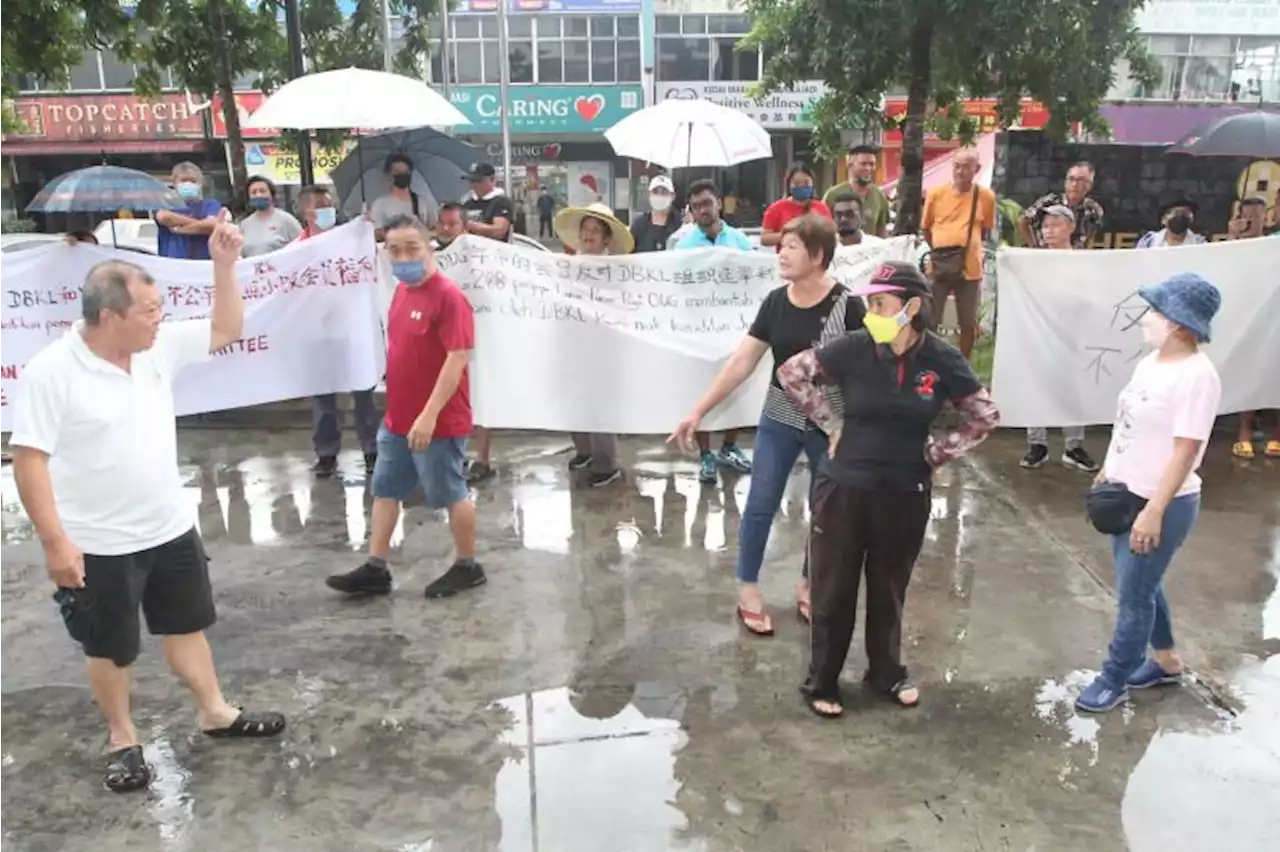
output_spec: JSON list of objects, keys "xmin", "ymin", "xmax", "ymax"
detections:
[{"xmin": 9, "ymin": 211, "xmax": 286, "ymax": 794}]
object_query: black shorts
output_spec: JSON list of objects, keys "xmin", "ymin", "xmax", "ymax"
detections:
[{"xmin": 56, "ymin": 527, "xmax": 216, "ymax": 667}]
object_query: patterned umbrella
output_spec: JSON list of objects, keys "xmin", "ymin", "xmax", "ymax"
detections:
[{"xmin": 25, "ymin": 165, "xmax": 183, "ymax": 213}]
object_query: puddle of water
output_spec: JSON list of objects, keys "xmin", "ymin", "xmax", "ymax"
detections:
[
  {"xmin": 1034, "ymin": 669, "xmax": 1107, "ymax": 788},
  {"xmin": 144, "ymin": 730, "xmax": 195, "ymax": 850},
  {"xmin": 491, "ymin": 686, "xmax": 706, "ymax": 852}
]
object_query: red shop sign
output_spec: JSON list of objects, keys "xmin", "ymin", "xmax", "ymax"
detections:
[
  {"xmin": 3, "ymin": 93, "xmax": 206, "ymax": 142},
  {"xmin": 881, "ymin": 98, "xmax": 1051, "ymax": 146},
  {"xmin": 211, "ymin": 91, "xmax": 275, "ymax": 139}
]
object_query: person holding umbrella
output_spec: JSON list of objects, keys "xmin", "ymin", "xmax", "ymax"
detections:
[
  {"xmin": 155, "ymin": 162, "xmax": 222, "ymax": 260},
  {"xmin": 239, "ymin": 175, "xmax": 301, "ymax": 258},
  {"xmin": 371, "ymin": 153, "xmax": 433, "ymax": 241},
  {"xmin": 1136, "ymin": 199, "xmax": 1206, "ymax": 248}
]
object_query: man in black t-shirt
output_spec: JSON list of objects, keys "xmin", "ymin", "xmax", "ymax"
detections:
[
  {"xmin": 630, "ymin": 175, "xmax": 680, "ymax": 254},
  {"xmin": 461, "ymin": 162, "xmax": 513, "ymax": 243}
]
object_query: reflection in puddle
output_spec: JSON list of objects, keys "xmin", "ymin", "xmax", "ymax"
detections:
[
  {"xmin": 1123, "ymin": 656, "xmax": 1279, "ymax": 852},
  {"xmin": 491, "ymin": 687, "xmax": 705, "ymax": 852},
  {"xmin": 145, "ymin": 731, "xmax": 195, "ymax": 850},
  {"xmin": 1034, "ymin": 670, "xmax": 1107, "ymax": 788},
  {"xmin": 1262, "ymin": 525, "xmax": 1280, "ymax": 641}
]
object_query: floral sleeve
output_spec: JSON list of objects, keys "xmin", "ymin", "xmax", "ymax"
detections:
[
  {"xmin": 925, "ymin": 388, "xmax": 1000, "ymax": 467},
  {"xmin": 777, "ymin": 349, "xmax": 839, "ymax": 431}
]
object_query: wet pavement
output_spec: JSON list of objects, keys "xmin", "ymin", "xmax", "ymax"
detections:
[{"xmin": 2, "ymin": 427, "xmax": 1277, "ymax": 852}]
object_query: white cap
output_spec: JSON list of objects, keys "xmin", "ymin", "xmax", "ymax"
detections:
[{"xmin": 648, "ymin": 175, "xmax": 674, "ymax": 193}]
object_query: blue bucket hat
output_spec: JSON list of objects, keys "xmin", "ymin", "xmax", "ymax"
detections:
[{"xmin": 1138, "ymin": 272, "xmax": 1221, "ymax": 343}]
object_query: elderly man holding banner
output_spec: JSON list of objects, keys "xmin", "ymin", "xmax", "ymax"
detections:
[{"xmin": 670, "ymin": 214, "xmax": 866, "ymax": 636}]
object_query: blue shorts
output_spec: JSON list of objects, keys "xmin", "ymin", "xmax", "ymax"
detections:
[{"xmin": 371, "ymin": 424, "xmax": 469, "ymax": 509}]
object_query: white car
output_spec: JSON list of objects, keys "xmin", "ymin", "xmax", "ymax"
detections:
[
  {"xmin": 511, "ymin": 232, "xmax": 550, "ymax": 252},
  {"xmin": 92, "ymin": 218, "xmax": 159, "ymax": 253},
  {"xmin": 1, "ymin": 233, "xmax": 64, "ymax": 253}
]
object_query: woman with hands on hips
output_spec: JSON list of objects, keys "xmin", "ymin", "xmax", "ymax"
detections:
[
  {"xmin": 1074, "ymin": 273, "xmax": 1222, "ymax": 714},
  {"xmin": 669, "ymin": 214, "xmax": 865, "ymax": 637}
]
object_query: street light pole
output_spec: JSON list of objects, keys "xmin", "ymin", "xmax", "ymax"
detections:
[
  {"xmin": 496, "ymin": 0, "xmax": 513, "ymax": 192},
  {"xmin": 283, "ymin": 0, "xmax": 315, "ymax": 187},
  {"xmin": 437, "ymin": 0, "xmax": 452, "ymax": 100},
  {"xmin": 381, "ymin": 0, "xmax": 393, "ymax": 72}
]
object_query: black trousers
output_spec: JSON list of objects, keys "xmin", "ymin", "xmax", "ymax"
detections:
[
  {"xmin": 803, "ymin": 474, "xmax": 931, "ymax": 701},
  {"xmin": 539, "ymin": 213, "xmax": 553, "ymax": 237}
]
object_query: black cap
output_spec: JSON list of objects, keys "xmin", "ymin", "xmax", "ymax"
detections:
[
  {"xmin": 465, "ymin": 161, "xmax": 496, "ymax": 180},
  {"xmin": 852, "ymin": 260, "xmax": 931, "ymax": 301}
]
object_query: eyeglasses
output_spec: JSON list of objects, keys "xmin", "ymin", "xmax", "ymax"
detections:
[
  {"xmin": 1065, "ymin": 176, "xmax": 1091, "ymax": 184},
  {"xmin": 688, "ymin": 199, "xmax": 717, "ymax": 212}
]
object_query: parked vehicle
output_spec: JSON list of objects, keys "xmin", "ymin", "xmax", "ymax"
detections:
[
  {"xmin": 92, "ymin": 218, "xmax": 159, "ymax": 253},
  {"xmin": 1, "ymin": 233, "xmax": 64, "ymax": 253}
]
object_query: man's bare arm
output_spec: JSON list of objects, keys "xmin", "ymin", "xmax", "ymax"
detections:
[
  {"xmin": 13, "ymin": 448, "xmax": 68, "ymax": 546},
  {"xmin": 208, "ymin": 212, "xmax": 246, "ymax": 350}
]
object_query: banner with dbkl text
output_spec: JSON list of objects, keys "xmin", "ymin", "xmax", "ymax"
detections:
[
  {"xmin": 435, "ymin": 235, "xmax": 917, "ymax": 433},
  {"xmin": 1, "ymin": 221, "xmax": 384, "ymax": 432}
]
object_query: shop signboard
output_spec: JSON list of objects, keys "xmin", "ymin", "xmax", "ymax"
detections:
[
  {"xmin": 479, "ymin": 140, "xmax": 616, "ymax": 163},
  {"xmin": 1, "ymin": 94, "xmax": 205, "ymax": 142},
  {"xmin": 656, "ymin": 80, "xmax": 825, "ymax": 130},
  {"xmin": 243, "ymin": 140, "xmax": 355, "ymax": 185},
  {"xmin": 212, "ymin": 91, "xmax": 274, "ymax": 139},
  {"xmin": 881, "ymin": 98, "xmax": 1052, "ymax": 145},
  {"xmin": 454, "ymin": 1, "xmax": 642, "ymax": 12},
  {"xmin": 450, "ymin": 85, "xmax": 642, "ymax": 134},
  {"xmin": 1133, "ymin": 0, "xmax": 1280, "ymax": 36}
]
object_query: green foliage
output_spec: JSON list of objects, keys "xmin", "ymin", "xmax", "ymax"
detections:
[
  {"xmin": 740, "ymin": 1, "xmax": 1157, "ymax": 234},
  {"xmin": 0, "ymin": 216, "xmax": 39, "ymax": 233},
  {"xmin": 0, "ymin": 1, "xmax": 130, "ymax": 131}
]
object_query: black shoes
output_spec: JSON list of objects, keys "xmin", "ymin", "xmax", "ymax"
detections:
[
  {"xmin": 424, "ymin": 560, "xmax": 487, "ymax": 598},
  {"xmin": 325, "ymin": 560, "xmax": 487, "ymax": 599},
  {"xmin": 568, "ymin": 454, "xmax": 593, "ymax": 471},
  {"xmin": 313, "ymin": 455, "xmax": 339, "ymax": 478},
  {"xmin": 1020, "ymin": 444, "xmax": 1049, "ymax": 469}
]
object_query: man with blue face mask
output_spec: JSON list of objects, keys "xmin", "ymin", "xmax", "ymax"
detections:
[
  {"xmin": 326, "ymin": 215, "xmax": 483, "ymax": 600},
  {"xmin": 155, "ymin": 162, "xmax": 222, "ymax": 259}
]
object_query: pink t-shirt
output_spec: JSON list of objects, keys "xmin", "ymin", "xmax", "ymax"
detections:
[{"xmin": 1102, "ymin": 351, "xmax": 1221, "ymax": 500}]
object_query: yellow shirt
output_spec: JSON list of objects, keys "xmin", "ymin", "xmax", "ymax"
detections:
[{"xmin": 922, "ymin": 184, "xmax": 995, "ymax": 281}]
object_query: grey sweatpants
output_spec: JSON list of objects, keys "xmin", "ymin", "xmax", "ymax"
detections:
[
  {"xmin": 571, "ymin": 432, "xmax": 618, "ymax": 475},
  {"xmin": 1027, "ymin": 426, "xmax": 1084, "ymax": 450},
  {"xmin": 312, "ymin": 389, "xmax": 380, "ymax": 457}
]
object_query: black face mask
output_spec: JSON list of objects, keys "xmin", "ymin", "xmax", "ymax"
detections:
[
  {"xmin": 392, "ymin": 173, "xmax": 412, "ymax": 189},
  {"xmin": 1167, "ymin": 212, "xmax": 1191, "ymax": 235}
]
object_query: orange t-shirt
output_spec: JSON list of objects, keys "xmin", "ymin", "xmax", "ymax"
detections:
[{"xmin": 922, "ymin": 184, "xmax": 995, "ymax": 281}]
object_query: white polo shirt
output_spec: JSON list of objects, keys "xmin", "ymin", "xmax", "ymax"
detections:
[{"xmin": 10, "ymin": 320, "xmax": 212, "ymax": 556}]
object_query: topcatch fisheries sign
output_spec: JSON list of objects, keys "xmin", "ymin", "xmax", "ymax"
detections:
[{"xmin": 449, "ymin": 85, "xmax": 643, "ymax": 134}]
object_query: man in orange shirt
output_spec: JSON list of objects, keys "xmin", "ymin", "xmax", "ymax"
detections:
[{"xmin": 922, "ymin": 148, "xmax": 996, "ymax": 359}]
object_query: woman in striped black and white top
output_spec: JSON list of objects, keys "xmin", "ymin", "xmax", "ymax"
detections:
[{"xmin": 669, "ymin": 214, "xmax": 865, "ymax": 636}]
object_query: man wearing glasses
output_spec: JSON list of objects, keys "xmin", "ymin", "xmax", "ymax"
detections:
[{"xmin": 1018, "ymin": 161, "xmax": 1105, "ymax": 249}]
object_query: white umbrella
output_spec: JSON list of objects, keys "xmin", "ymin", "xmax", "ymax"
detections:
[
  {"xmin": 244, "ymin": 67, "xmax": 470, "ymax": 130},
  {"xmin": 604, "ymin": 98, "xmax": 772, "ymax": 168}
]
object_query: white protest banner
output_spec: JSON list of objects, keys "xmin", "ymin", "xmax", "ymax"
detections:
[
  {"xmin": 436, "ymin": 236, "xmax": 915, "ymax": 433},
  {"xmin": 991, "ymin": 238, "xmax": 1280, "ymax": 428},
  {"xmin": 1, "ymin": 222, "xmax": 384, "ymax": 432}
]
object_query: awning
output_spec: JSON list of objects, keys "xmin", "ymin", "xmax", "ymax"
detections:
[
  {"xmin": 1, "ymin": 139, "xmax": 205, "ymax": 157},
  {"xmin": 881, "ymin": 132, "xmax": 996, "ymax": 196}
]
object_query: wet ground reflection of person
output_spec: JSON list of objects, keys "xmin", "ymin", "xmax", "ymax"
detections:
[{"xmin": 777, "ymin": 256, "xmax": 999, "ymax": 718}]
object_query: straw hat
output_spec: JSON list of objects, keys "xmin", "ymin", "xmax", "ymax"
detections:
[{"xmin": 553, "ymin": 202, "xmax": 635, "ymax": 254}]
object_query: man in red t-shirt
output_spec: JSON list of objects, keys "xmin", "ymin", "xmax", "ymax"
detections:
[{"xmin": 325, "ymin": 215, "xmax": 483, "ymax": 599}]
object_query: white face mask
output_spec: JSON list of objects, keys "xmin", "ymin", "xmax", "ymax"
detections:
[
  {"xmin": 1139, "ymin": 310, "xmax": 1176, "ymax": 348},
  {"xmin": 649, "ymin": 194, "xmax": 673, "ymax": 213}
]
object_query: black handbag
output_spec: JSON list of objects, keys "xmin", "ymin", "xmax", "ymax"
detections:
[{"xmin": 1085, "ymin": 482, "xmax": 1148, "ymax": 535}]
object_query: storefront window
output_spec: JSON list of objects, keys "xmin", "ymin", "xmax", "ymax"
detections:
[
  {"xmin": 657, "ymin": 14, "xmax": 758, "ymax": 82},
  {"xmin": 445, "ymin": 13, "xmax": 640, "ymax": 85},
  {"xmin": 1110, "ymin": 34, "xmax": 1280, "ymax": 103}
]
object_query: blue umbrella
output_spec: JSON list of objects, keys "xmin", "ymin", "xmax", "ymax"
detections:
[{"xmin": 25, "ymin": 165, "xmax": 183, "ymax": 214}]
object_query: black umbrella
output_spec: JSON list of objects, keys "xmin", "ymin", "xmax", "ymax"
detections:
[
  {"xmin": 328, "ymin": 127, "xmax": 480, "ymax": 214},
  {"xmin": 1165, "ymin": 110, "xmax": 1280, "ymax": 158}
]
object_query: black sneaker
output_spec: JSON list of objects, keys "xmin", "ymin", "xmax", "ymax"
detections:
[
  {"xmin": 467, "ymin": 461, "xmax": 496, "ymax": 484},
  {"xmin": 325, "ymin": 562, "xmax": 392, "ymax": 595},
  {"xmin": 589, "ymin": 469, "xmax": 623, "ymax": 488},
  {"xmin": 313, "ymin": 455, "xmax": 338, "ymax": 478},
  {"xmin": 364, "ymin": 452, "xmax": 377, "ymax": 473},
  {"xmin": 1020, "ymin": 444, "xmax": 1049, "ymax": 469},
  {"xmin": 1062, "ymin": 447, "xmax": 1101, "ymax": 473},
  {"xmin": 568, "ymin": 454, "xmax": 593, "ymax": 471},
  {"xmin": 424, "ymin": 561, "xmax": 487, "ymax": 599}
]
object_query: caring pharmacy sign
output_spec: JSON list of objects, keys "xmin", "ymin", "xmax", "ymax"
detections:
[
  {"xmin": 657, "ymin": 81, "xmax": 825, "ymax": 130},
  {"xmin": 450, "ymin": 85, "xmax": 642, "ymax": 134}
]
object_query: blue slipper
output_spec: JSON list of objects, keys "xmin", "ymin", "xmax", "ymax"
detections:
[
  {"xmin": 1127, "ymin": 659, "xmax": 1183, "ymax": 690},
  {"xmin": 1074, "ymin": 677, "xmax": 1129, "ymax": 713}
]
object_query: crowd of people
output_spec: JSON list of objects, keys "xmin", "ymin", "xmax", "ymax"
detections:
[{"xmin": 3, "ymin": 138, "xmax": 1263, "ymax": 792}]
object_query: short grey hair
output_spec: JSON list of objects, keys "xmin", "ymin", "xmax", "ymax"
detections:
[
  {"xmin": 83, "ymin": 260, "xmax": 151, "ymax": 325},
  {"xmin": 172, "ymin": 161, "xmax": 203, "ymax": 180},
  {"xmin": 1043, "ymin": 204, "xmax": 1076, "ymax": 224}
]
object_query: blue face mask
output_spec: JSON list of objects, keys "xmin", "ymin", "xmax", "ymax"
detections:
[
  {"xmin": 177, "ymin": 182, "xmax": 202, "ymax": 201},
  {"xmin": 790, "ymin": 185, "xmax": 814, "ymax": 201},
  {"xmin": 392, "ymin": 260, "xmax": 427, "ymax": 285},
  {"xmin": 248, "ymin": 197, "xmax": 271, "ymax": 212},
  {"xmin": 314, "ymin": 207, "xmax": 336, "ymax": 230}
]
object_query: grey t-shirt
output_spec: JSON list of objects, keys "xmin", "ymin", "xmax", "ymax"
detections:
[
  {"xmin": 239, "ymin": 208, "xmax": 302, "ymax": 257},
  {"xmin": 371, "ymin": 192, "xmax": 436, "ymax": 230}
]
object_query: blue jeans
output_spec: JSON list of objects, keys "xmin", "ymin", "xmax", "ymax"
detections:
[
  {"xmin": 370, "ymin": 425, "xmax": 469, "ymax": 509},
  {"xmin": 1101, "ymin": 493, "xmax": 1199, "ymax": 688},
  {"xmin": 735, "ymin": 415, "xmax": 829, "ymax": 584}
]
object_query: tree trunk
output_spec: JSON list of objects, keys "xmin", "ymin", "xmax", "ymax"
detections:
[
  {"xmin": 210, "ymin": 0, "xmax": 247, "ymax": 193},
  {"xmin": 895, "ymin": 19, "xmax": 933, "ymax": 236}
]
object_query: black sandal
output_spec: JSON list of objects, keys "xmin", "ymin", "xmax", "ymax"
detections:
[
  {"xmin": 204, "ymin": 708, "xmax": 287, "ymax": 739},
  {"xmin": 864, "ymin": 675, "xmax": 921, "ymax": 708},
  {"xmin": 800, "ymin": 686, "xmax": 843, "ymax": 719},
  {"xmin": 103, "ymin": 745, "xmax": 151, "ymax": 793}
]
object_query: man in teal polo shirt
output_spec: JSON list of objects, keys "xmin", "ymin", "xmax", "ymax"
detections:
[{"xmin": 672, "ymin": 178, "xmax": 753, "ymax": 483}]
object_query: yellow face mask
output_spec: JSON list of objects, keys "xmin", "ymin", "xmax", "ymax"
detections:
[{"xmin": 863, "ymin": 308, "xmax": 909, "ymax": 344}]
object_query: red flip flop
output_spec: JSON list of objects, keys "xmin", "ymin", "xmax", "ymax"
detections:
[{"xmin": 736, "ymin": 605, "xmax": 774, "ymax": 636}]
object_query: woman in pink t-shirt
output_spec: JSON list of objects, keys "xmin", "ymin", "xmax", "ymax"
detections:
[{"xmin": 1075, "ymin": 273, "xmax": 1222, "ymax": 714}]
